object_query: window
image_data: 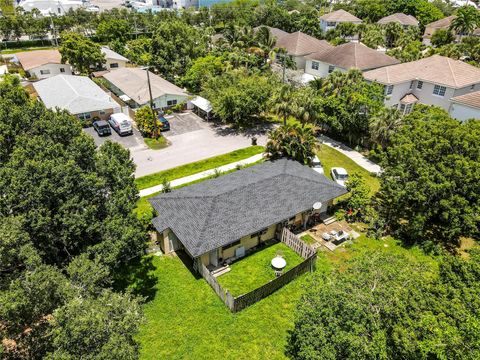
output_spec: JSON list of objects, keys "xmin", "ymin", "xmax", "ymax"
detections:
[
  {"xmin": 433, "ymin": 85, "xmax": 446, "ymax": 96},
  {"xmin": 167, "ymin": 99, "xmax": 177, "ymax": 106},
  {"xmin": 409, "ymin": 80, "xmax": 414, "ymax": 89},
  {"xmin": 222, "ymin": 240, "xmax": 241, "ymax": 251},
  {"xmin": 471, "ymin": 84, "xmax": 475, "ymax": 90},
  {"xmin": 60, "ymin": 68, "xmax": 65, "ymax": 73},
  {"xmin": 328, "ymin": 65, "xmax": 335, "ymax": 73},
  {"xmin": 99, "ymin": 110, "xmax": 106, "ymax": 115},
  {"xmin": 40, "ymin": 69, "xmax": 50, "ymax": 75},
  {"xmin": 400, "ymin": 104, "xmax": 406, "ymax": 113},
  {"xmin": 385, "ymin": 85, "xmax": 394, "ymax": 95},
  {"xmin": 327, "ymin": 21, "xmax": 336, "ymax": 27},
  {"xmin": 110, "ymin": 63, "xmax": 119, "ymax": 68},
  {"xmin": 417, "ymin": 81, "xmax": 423, "ymax": 90},
  {"xmin": 405, "ymin": 103, "xmax": 413, "ymax": 114},
  {"xmin": 311, "ymin": 61, "xmax": 319, "ymax": 70},
  {"xmin": 392, "ymin": 104, "xmax": 398, "ymax": 109},
  {"xmin": 78, "ymin": 112, "xmax": 92, "ymax": 120}
]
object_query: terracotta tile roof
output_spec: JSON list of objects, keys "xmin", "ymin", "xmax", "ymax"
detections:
[
  {"xmin": 276, "ymin": 31, "xmax": 333, "ymax": 56},
  {"xmin": 307, "ymin": 42, "xmax": 399, "ymax": 70},
  {"xmin": 451, "ymin": 90, "xmax": 480, "ymax": 109},
  {"xmin": 400, "ymin": 93, "xmax": 419, "ymax": 104},
  {"xmin": 363, "ymin": 55, "xmax": 480, "ymax": 88},
  {"xmin": 319, "ymin": 9, "xmax": 362, "ymax": 23},
  {"xmin": 16, "ymin": 49, "xmax": 63, "ymax": 70},
  {"xmin": 423, "ymin": 15, "xmax": 455, "ymax": 39},
  {"xmin": 377, "ymin": 13, "xmax": 419, "ymax": 26}
]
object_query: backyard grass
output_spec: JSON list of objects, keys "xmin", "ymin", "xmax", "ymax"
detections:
[
  {"xmin": 317, "ymin": 144, "xmax": 380, "ymax": 195},
  {"xmin": 143, "ymin": 136, "xmax": 169, "ymax": 150},
  {"xmin": 135, "ymin": 145, "xmax": 264, "ymax": 190},
  {"xmin": 216, "ymin": 242, "xmax": 304, "ymax": 297},
  {"xmin": 300, "ymin": 234, "xmax": 316, "ymax": 245},
  {"xmin": 134, "ymin": 235, "xmax": 436, "ymax": 360}
]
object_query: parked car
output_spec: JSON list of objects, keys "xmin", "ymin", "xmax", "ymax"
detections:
[
  {"xmin": 159, "ymin": 116, "xmax": 170, "ymax": 131},
  {"xmin": 330, "ymin": 167, "xmax": 348, "ymax": 187},
  {"xmin": 92, "ymin": 120, "xmax": 111, "ymax": 137},
  {"xmin": 311, "ymin": 155, "xmax": 324, "ymax": 174},
  {"xmin": 109, "ymin": 113, "xmax": 133, "ymax": 136}
]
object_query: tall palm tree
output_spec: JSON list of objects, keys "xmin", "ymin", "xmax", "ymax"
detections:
[
  {"xmin": 270, "ymin": 84, "xmax": 294, "ymax": 126},
  {"xmin": 369, "ymin": 107, "xmax": 403, "ymax": 149},
  {"xmin": 450, "ymin": 6, "xmax": 480, "ymax": 37}
]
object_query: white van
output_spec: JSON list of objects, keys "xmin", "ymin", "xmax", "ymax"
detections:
[{"xmin": 108, "ymin": 113, "xmax": 133, "ymax": 136}]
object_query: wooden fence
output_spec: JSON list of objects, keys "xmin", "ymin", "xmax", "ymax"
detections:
[{"xmin": 198, "ymin": 227, "xmax": 316, "ymax": 312}]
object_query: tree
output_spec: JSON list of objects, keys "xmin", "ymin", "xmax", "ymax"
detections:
[
  {"xmin": 181, "ymin": 55, "xmax": 224, "ymax": 93},
  {"xmin": 135, "ymin": 106, "xmax": 161, "ymax": 138},
  {"xmin": 375, "ymin": 106, "xmax": 480, "ymax": 248},
  {"xmin": 264, "ymin": 124, "xmax": 316, "ymax": 165},
  {"xmin": 59, "ymin": 31, "xmax": 105, "ymax": 74},
  {"xmin": 431, "ymin": 28, "xmax": 455, "ymax": 47},
  {"xmin": 96, "ymin": 18, "xmax": 132, "ymax": 43},
  {"xmin": 123, "ymin": 38, "xmax": 153, "ymax": 66},
  {"xmin": 450, "ymin": 5, "xmax": 480, "ymax": 37},
  {"xmin": 287, "ymin": 250, "xmax": 480, "ymax": 359},
  {"xmin": 361, "ymin": 25, "xmax": 385, "ymax": 49},
  {"xmin": 369, "ymin": 107, "xmax": 403, "ymax": 149},
  {"xmin": 269, "ymin": 84, "xmax": 295, "ymax": 126},
  {"xmin": 345, "ymin": 174, "xmax": 371, "ymax": 219}
]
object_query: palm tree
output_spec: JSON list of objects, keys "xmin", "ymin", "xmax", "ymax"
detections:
[
  {"xmin": 383, "ymin": 22, "xmax": 404, "ymax": 48},
  {"xmin": 450, "ymin": 6, "xmax": 480, "ymax": 37},
  {"xmin": 369, "ymin": 107, "xmax": 403, "ymax": 149},
  {"xmin": 293, "ymin": 88, "xmax": 321, "ymax": 127},
  {"xmin": 270, "ymin": 84, "xmax": 294, "ymax": 126}
]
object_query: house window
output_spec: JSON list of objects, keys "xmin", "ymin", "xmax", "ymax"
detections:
[
  {"xmin": 400, "ymin": 104, "xmax": 406, "ymax": 113},
  {"xmin": 110, "ymin": 63, "xmax": 119, "ymax": 68},
  {"xmin": 328, "ymin": 65, "xmax": 335, "ymax": 73},
  {"xmin": 405, "ymin": 103, "xmax": 413, "ymax": 114},
  {"xmin": 222, "ymin": 240, "xmax": 241, "ymax": 251},
  {"xmin": 78, "ymin": 112, "xmax": 92, "ymax": 120},
  {"xmin": 40, "ymin": 69, "xmax": 50, "ymax": 75},
  {"xmin": 99, "ymin": 110, "xmax": 106, "ymax": 115},
  {"xmin": 409, "ymin": 80, "xmax": 414, "ymax": 89},
  {"xmin": 433, "ymin": 85, "xmax": 446, "ymax": 96},
  {"xmin": 60, "ymin": 68, "xmax": 65, "ymax": 73},
  {"xmin": 417, "ymin": 81, "xmax": 423, "ymax": 90},
  {"xmin": 327, "ymin": 21, "xmax": 336, "ymax": 27},
  {"xmin": 311, "ymin": 61, "xmax": 319, "ymax": 70},
  {"xmin": 385, "ymin": 85, "xmax": 394, "ymax": 95},
  {"xmin": 167, "ymin": 99, "xmax": 177, "ymax": 106}
]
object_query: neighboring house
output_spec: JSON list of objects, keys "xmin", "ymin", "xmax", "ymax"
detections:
[
  {"xmin": 275, "ymin": 31, "xmax": 333, "ymax": 70},
  {"xmin": 449, "ymin": 90, "xmax": 480, "ymax": 121},
  {"xmin": 422, "ymin": 15, "xmax": 456, "ymax": 45},
  {"xmin": 254, "ymin": 26, "xmax": 290, "ymax": 41},
  {"xmin": 149, "ymin": 159, "xmax": 347, "ymax": 269},
  {"xmin": 319, "ymin": 9, "xmax": 362, "ymax": 33},
  {"xmin": 305, "ymin": 42, "xmax": 399, "ymax": 78},
  {"xmin": 377, "ymin": 13, "xmax": 419, "ymax": 28},
  {"xmin": 101, "ymin": 47, "xmax": 129, "ymax": 70},
  {"xmin": 33, "ymin": 74, "xmax": 120, "ymax": 121},
  {"xmin": 102, "ymin": 67, "xmax": 188, "ymax": 110},
  {"xmin": 15, "ymin": 49, "xmax": 72, "ymax": 79},
  {"xmin": 363, "ymin": 55, "xmax": 480, "ymax": 114},
  {"xmin": 16, "ymin": 0, "xmax": 83, "ymax": 16}
]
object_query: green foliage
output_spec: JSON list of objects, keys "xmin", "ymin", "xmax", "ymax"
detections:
[
  {"xmin": 431, "ymin": 28, "xmax": 455, "ymax": 47},
  {"xmin": 135, "ymin": 106, "xmax": 161, "ymax": 138},
  {"xmin": 123, "ymin": 37, "xmax": 153, "ymax": 66},
  {"xmin": 96, "ymin": 18, "xmax": 132, "ymax": 43},
  {"xmin": 265, "ymin": 124, "xmax": 316, "ymax": 165},
  {"xmin": 387, "ymin": 40, "xmax": 423, "ymax": 63},
  {"xmin": 360, "ymin": 24, "xmax": 385, "ymax": 49},
  {"xmin": 450, "ymin": 5, "xmax": 480, "ymax": 36},
  {"xmin": 59, "ymin": 31, "xmax": 105, "ymax": 74},
  {"xmin": 376, "ymin": 106, "xmax": 480, "ymax": 248},
  {"xmin": 287, "ymin": 250, "xmax": 480, "ymax": 359},
  {"xmin": 203, "ymin": 69, "xmax": 275, "ymax": 125},
  {"xmin": 369, "ymin": 107, "xmax": 403, "ymax": 149},
  {"xmin": 345, "ymin": 174, "xmax": 371, "ymax": 219},
  {"xmin": 181, "ymin": 55, "xmax": 225, "ymax": 93}
]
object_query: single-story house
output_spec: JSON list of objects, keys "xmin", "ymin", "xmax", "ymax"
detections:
[
  {"xmin": 377, "ymin": 13, "xmax": 419, "ymax": 28},
  {"xmin": 253, "ymin": 26, "xmax": 290, "ymax": 41},
  {"xmin": 15, "ymin": 49, "xmax": 72, "ymax": 79},
  {"xmin": 275, "ymin": 31, "xmax": 333, "ymax": 70},
  {"xmin": 305, "ymin": 42, "xmax": 400, "ymax": 78},
  {"xmin": 363, "ymin": 55, "xmax": 480, "ymax": 114},
  {"xmin": 102, "ymin": 67, "xmax": 188, "ymax": 110},
  {"xmin": 33, "ymin": 74, "xmax": 121, "ymax": 121},
  {"xmin": 319, "ymin": 9, "xmax": 362, "ymax": 35},
  {"xmin": 101, "ymin": 47, "xmax": 129, "ymax": 70},
  {"xmin": 149, "ymin": 159, "xmax": 347, "ymax": 270},
  {"xmin": 449, "ymin": 90, "xmax": 480, "ymax": 121}
]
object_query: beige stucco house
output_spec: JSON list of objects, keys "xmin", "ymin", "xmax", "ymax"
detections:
[
  {"xmin": 449, "ymin": 90, "xmax": 480, "ymax": 121},
  {"xmin": 15, "ymin": 49, "xmax": 72, "ymax": 79},
  {"xmin": 319, "ymin": 9, "xmax": 362, "ymax": 38}
]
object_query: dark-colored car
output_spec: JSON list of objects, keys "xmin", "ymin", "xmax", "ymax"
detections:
[
  {"xmin": 93, "ymin": 120, "xmax": 112, "ymax": 136},
  {"xmin": 159, "ymin": 116, "xmax": 170, "ymax": 131}
]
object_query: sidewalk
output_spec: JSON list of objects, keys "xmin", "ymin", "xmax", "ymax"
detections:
[
  {"xmin": 139, "ymin": 153, "xmax": 264, "ymax": 197},
  {"xmin": 318, "ymin": 135, "xmax": 382, "ymax": 175}
]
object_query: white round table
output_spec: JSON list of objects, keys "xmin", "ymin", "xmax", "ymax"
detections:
[{"xmin": 271, "ymin": 256, "xmax": 287, "ymax": 270}]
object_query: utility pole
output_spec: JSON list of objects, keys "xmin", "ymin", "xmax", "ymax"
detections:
[
  {"xmin": 50, "ymin": 17, "xmax": 58, "ymax": 47},
  {"xmin": 145, "ymin": 66, "xmax": 158, "ymax": 137}
]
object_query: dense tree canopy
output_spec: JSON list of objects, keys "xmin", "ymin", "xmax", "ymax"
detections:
[{"xmin": 59, "ymin": 31, "xmax": 105, "ymax": 74}]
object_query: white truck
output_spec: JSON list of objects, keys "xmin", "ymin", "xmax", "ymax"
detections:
[{"xmin": 108, "ymin": 113, "xmax": 133, "ymax": 136}]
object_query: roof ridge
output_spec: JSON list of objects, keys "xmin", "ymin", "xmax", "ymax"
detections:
[{"xmin": 446, "ymin": 57, "xmax": 459, "ymax": 88}]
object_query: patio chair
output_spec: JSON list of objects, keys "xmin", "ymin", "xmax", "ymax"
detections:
[{"xmin": 275, "ymin": 270, "xmax": 283, "ymax": 277}]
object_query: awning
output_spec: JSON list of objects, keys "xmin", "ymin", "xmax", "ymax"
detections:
[
  {"xmin": 119, "ymin": 94, "xmax": 131, "ymax": 102},
  {"xmin": 400, "ymin": 93, "xmax": 419, "ymax": 104},
  {"xmin": 190, "ymin": 96, "xmax": 212, "ymax": 113}
]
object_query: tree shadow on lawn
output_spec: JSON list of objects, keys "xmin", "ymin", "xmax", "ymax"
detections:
[{"xmin": 113, "ymin": 256, "xmax": 158, "ymax": 302}]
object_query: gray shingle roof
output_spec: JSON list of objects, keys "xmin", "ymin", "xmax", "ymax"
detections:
[{"xmin": 149, "ymin": 159, "xmax": 347, "ymax": 257}]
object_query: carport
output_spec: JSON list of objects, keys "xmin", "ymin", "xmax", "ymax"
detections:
[{"xmin": 189, "ymin": 96, "xmax": 212, "ymax": 121}]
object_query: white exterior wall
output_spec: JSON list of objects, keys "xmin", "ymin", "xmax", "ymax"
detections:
[
  {"xmin": 105, "ymin": 58, "xmax": 128, "ymax": 70},
  {"xmin": 29, "ymin": 63, "xmax": 72, "ymax": 79},
  {"xmin": 152, "ymin": 94, "xmax": 188, "ymax": 109},
  {"xmin": 449, "ymin": 103, "xmax": 480, "ymax": 121},
  {"xmin": 305, "ymin": 60, "xmax": 346, "ymax": 78},
  {"xmin": 172, "ymin": 0, "xmax": 198, "ymax": 8},
  {"xmin": 383, "ymin": 81, "xmax": 412, "ymax": 107},
  {"xmin": 411, "ymin": 81, "xmax": 454, "ymax": 110}
]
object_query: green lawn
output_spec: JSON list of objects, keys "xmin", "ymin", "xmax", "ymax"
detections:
[
  {"xmin": 216, "ymin": 242, "xmax": 304, "ymax": 297},
  {"xmin": 135, "ymin": 146, "xmax": 264, "ymax": 190},
  {"xmin": 317, "ymin": 144, "xmax": 380, "ymax": 195},
  {"xmin": 300, "ymin": 234, "xmax": 316, "ymax": 245},
  {"xmin": 144, "ymin": 136, "xmax": 169, "ymax": 150},
  {"xmin": 135, "ymin": 236, "xmax": 436, "ymax": 360}
]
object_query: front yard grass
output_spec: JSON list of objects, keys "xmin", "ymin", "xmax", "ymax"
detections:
[
  {"xmin": 135, "ymin": 145, "xmax": 264, "ymax": 190},
  {"xmin": 317, "ymin": 144, "xmax": 380, "ymax": 195},
  {"xmin": 144, "ymin": 136, "xmax": 169, "ymax": 150},
  {"xmin": 134, "ymin": 235, "xmax": 436, "ymax": 360},
  {"xmin": 216, "ymin": 242, "xmax": 304, "ymax": 297}
]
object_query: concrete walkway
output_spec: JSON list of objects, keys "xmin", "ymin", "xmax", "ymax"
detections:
[
  {"xmin": 139, "ymin": 153, "xmax": 264, "ymax": 197},
  {"xmin": 318, "ymin": 135, "xmax": 382, "ymax": 175}
]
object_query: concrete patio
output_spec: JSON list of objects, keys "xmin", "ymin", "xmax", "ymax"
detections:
[{"xmin": 300, "ymin": 220, "xmax": 359, "ymax": 251}]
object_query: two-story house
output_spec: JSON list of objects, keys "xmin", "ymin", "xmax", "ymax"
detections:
[
  {"xmin": 305, "ymin": 42, "xmax": 399, "ymax": 78},
  {"xmin": 377, "ymin": 13, "xmax": 419, "ymax": 28},
  {"xmin": 319, "ymin": 9, "xmax": 362, "ymax": 35},
  {"xmin": 363, "ymin": 55, "xmax": 480, "ymax": 115}
]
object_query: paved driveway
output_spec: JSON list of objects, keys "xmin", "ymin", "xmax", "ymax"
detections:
[{"xmin": 83, "ymin": 112, "xmax": 272, "ymax": 178}]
